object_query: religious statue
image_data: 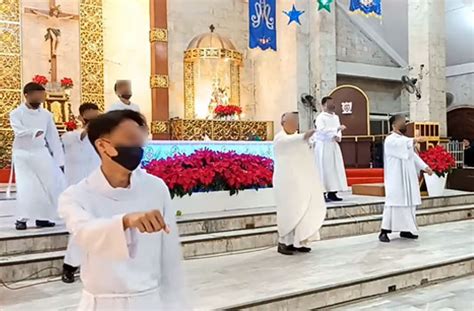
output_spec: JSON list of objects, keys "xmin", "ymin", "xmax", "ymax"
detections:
[{"xmin": 208, "ymin": 78, "xmax": 230, "ymax": 119}]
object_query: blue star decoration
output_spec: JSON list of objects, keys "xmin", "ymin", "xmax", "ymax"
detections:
[{"xmin": 283, "ymin": 4, "xmax": 305, "ymax": 25}]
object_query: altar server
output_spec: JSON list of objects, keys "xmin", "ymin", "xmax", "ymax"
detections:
[
  {"xmin": 107, "ymin": 80, "xmax": 140, "ymax": 112},
  {"xmin": 314, "ymin": 96, "xmax": 348, "ymax": 202},
  {"xmin": 59, "ymin": 110, "xmax": 188, "ymax": 310},
  {"xmin": 61, "ymin": 102, "xmax": 101, "ymax": 283},
  {"xmin": 379, "ymin": 114, "xmax": 433, "ymax": 243},
  {"xmin": 9, "ymin": 82, "xmax": 66, "ymax": 230},
  {"xmin": 273, "ymin": 112, "xmax": 327, "ymax": 255}
]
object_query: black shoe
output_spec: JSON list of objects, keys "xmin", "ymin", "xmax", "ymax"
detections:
[
  {"xmin": 62, "ymin": 264, "xmax": 78, "ymax": 284},
  {"xmin": 35, "ymin": 220, "xmax": 56, "ymax": 228},
  {"xmin": 378, "ymin": 232, "xmax": 390, "ymax": 243},
  {"xmin": 324, "ymin": 196, "xmax": 331, "ymax": 203},
  {"xmin": 327, "ymin": 192, "xmax": 343, "ymax": 201},
  {"xmin": 400, "ymin": 231, "xmax": 418, "ymax": 239},
  {"xmin": 294, "ymin": 246, "xmax": 311, "ymax": 253},
  {"xmin": 15, "ymin": 220, "xmax": 27, "ymax": 230},
  {"xmin": 277, "ymin": 243, "xmax": 295, "ymax": 255}
]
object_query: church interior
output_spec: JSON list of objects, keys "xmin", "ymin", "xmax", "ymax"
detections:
[{"xmin": 0, "ymin": 0, "xmax": 473, "ymax": 310}]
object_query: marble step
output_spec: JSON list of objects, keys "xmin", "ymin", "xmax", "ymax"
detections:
[
  {"xmin": 0, "ymin": 205, "xmax": 472, "ymax": 283},
  {"xmin": 1, "ymin": 221, "xmax": 473, "ymax": 310}
]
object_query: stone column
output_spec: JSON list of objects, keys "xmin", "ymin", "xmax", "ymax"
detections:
[
  {"xmin": 408, "ymin": 0, "xmax": 447, "ymax": 135},
  {"xmin": 300, "ymin": 1, "xmax": 337, "ymax": 131}
]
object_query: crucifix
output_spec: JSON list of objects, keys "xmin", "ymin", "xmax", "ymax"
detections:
[{"xmin": 24, "ymin": 0, "xmax": 79, "ymax": 83}]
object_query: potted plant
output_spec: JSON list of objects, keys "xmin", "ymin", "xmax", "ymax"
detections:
[
  {"xmin": 61, "ymin": 77, "xmax": 74, "ymax": 96},
  {"xmin": 419, "ymin": 145, "xmax": 455, "ymax": 196},
  {"xmin": 32, "ymin": 75, "xmax": 49, "ymax": 86},
  {"xmin": 214, "ymin": 104, "xmax": 242, "ymax": 121}
]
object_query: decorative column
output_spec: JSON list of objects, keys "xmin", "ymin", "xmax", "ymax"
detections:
[
  {"xmin": 408, "ymin": 0, "xmax": 447, "ymax": 135},
  {"xmin": 0, "ymin": 0, "xmax": 22, "ymax": 168},
  {"xmin": 150, "ymin": 0, "xmax": 170, "ymax": 139}
]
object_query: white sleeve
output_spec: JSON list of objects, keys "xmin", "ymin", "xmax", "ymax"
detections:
[
  {"xmin": 315, "ymin": 115, "xmax": 338, "ymax": 141},
  {"xmin": 9, "ymin": 110, "xmax": 42, "ymax": 138},
  {"xmin": 46, "ymin": 114, "xmax": 65, "ymax": 167},
  {"xmin": 384, "ymin": 137, "xmax": 414, "ymax": 160},
  {"xmin": 58, "ymin": 190, "xmax": 136, "ymax": 261},
  {"xmin": 160, "ymin": 183, "xmax": 190, "ymax": 310},
  {"xmin": 414, "ymin": 153, "xmax": 428, "ymax": 172}
]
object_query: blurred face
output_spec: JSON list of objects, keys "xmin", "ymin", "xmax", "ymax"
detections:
[
  {"xmin": 95, "ymin": 119, "xmax": 147, "ymax": 172},
  {"xmin": 324, "ymin": 99, "xmax": 336, "ymax": 113},
  {"xmin": 394, "ymin": 116, "xmax": 407, "ymax": 134},
  {"xmin": 25, "ymin": 90, "xmax": 46, "ymax": 109},
  {"xmin": 463, "ymin": 139, "xmax": 471, "ymax": 148},
  {"xmin": 80, "ymin": 109, "xmax": 100, "ymax": 125},
  {"xmin": 116, "ymin": 83, "xmax": 132, "ymax": 100},
  {"xmin": 282, "ymin": 113, "xmax": 299, "ymax": 134}
]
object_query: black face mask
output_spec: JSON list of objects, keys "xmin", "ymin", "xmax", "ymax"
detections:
[
  {"xmin": 121, "ymin": 94, "xmax": 132, "ymax": 100},
  {"xmin": 29, "ymin": 102, "xmax": 42, "ymax": 109},
  {"xmin": 110, "ymin": 146, "xmax": 144, "ymax": 171}
]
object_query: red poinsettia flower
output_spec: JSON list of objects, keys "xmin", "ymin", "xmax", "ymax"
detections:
[
  {"xmin": 419, "ymin": 145, "xmax": 456, "ymax": 178},
  {"xmin": 64, "ymin": 120, "xmax": 78, "ymax": 132},
  {"xmin": 214, "ymin": 105, "xmax": 243, "ymax": 117},
  {"xmin": 32, "ymin": 75, "xmax": 48, "ymax": 86},
  {"xmin": 61, "ymin": 77, "xmax": 74, "ymax": 89},
  {"xmin": 143, "ymin": 149, "xmax": 273, "ymax": 198}
]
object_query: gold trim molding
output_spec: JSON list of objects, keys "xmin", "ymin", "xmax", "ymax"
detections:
[
  {"xmin": 150, "ymin": 28, "xmax": 168, "ymax": 43},
  {"xmin": 150, "ymin": 120, "xmax": 169, "ymax": 134},
  {"xmin": 80, "ymin": 0, "xmax": 105, "ymax": 110},
  {"xmin": 0, "ymin": 0, "xmax": 21, "ymax": 168},
  {"xmin": 184, "ymin": 48, "xmax": 243, "ymax": 64},
  {"xmin": 150, "ymin": 74, "xmax": 169, "ymax": 89}
]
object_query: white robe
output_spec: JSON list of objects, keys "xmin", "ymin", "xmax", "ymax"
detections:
[
  {"xmin": 273, "ymin": 131, "xmax": 326, "ymax": 247},
  {"xmin": 381, "ymin": 133, "xmax": 428, "ymax": 233},
  {"xmin": 61, "ymin": 130, "xmax": 101, "ymax": 267},
  {"xmin": 9, "ymin": 104, "xmax": 66, "ymax": 221},
  {"xmin": 62, "ymin": 130, "xmax": 101, "ymax": 186},
  {"xmin": 314, "ymin": 112, "xmax": 348, "ymax": 192},
  {"xmin": 58, "ymin": 168, "xmax": 189, "ymax": 310},
  {"xmin": 107, "ymin": 101, "xmax": 140, "ymax": 112}
]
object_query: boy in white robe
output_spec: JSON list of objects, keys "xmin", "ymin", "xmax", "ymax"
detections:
[
  {"xmin": 273, "ymin": 112, "xmax": 327, "ymax": 255},
  {"xmin": 9, "ymin": 82, "xmax": 66, "ymax": 230},
  {"xmin": 314, "ymin": 96, "xmax": 348, "ymax": 202},
  {"xmin": 379, "ymin": 114, "xmax": 433, "ymax": 243},
  {"xmin": 107, "ymin": 80, "xmax": 140, "ymax": 112},
  {"xmin": 59, "ymin": 110, "xmax": 188, "ymax": 310},
  {"xmin": 61, "ymin": 103, "xmax": 101, "ymax": 283}
]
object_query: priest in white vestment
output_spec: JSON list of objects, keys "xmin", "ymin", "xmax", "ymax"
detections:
[
  {"xmin": 379, "ymin": 114, "xmax": 433, "ymax": 243},
  {"xmin": 9, "ymin": 82, "xmax": 66, "ymax": 230},
  {"xmin": 61, "ymin": 103, "xmax": 101, "ymax": 283},
  {"xmin": 107, "ymin": 80, "xmax": 140, "ymax": 112},
  {"xmin": 314, "ymin": 96, "xmax": 348, "ymax": 202},
  {"xmin": 59, "ymin": 110, "xmax": 188, "ymax": 310},
  {"xmin": 273, "ymin": 112, "xmax": 327, "ymax": 255}
]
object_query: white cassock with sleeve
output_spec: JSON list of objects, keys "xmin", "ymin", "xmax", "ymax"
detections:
[
  {"xmin": 61, "ymin": 130, "xmax": 101, "ymax": 268},
  {"xmin": 61, "ymin": 130, "xmax": 100, "ymax": 185},
  {"xmin": 58, "ymin": 168, "xmax": 189, "ymax": 310},
  {"xmin": 273, "ymin": 131, "xmax": 327, "ymax": 247},
  {"xmin": 381, "ymin": 132, "xmax": 428, "ymax": 233},
  {"xmin": 8, "ymin": 104, "xmax": 66, "ymax": 221},
  {"xmin": 313, "ymin": 112, "xmax": 348, "ymax": 192}
]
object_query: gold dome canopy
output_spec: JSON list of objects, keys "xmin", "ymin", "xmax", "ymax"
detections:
[
  {"xmin": 187, "ymin": 25, "xmax": 237, "ymax": 50},
  {"xmin": 184, "ymin": 25, "xmax": 242, "ymax": 63}
]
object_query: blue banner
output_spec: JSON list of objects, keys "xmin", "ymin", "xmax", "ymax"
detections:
[
  {"xmin": 349, "ymin": 0, "xmax": 382, "ymax": 18},
  {"xmin": 249, "ymin": 0, "xmax": 277, "ymax": 51}
]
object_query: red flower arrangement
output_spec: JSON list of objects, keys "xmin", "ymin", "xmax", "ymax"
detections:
[
  {"xmin": 61, "ymin": 77, "xmax": 74, "ymax": 89},
  {"xmin": 214, "ymin": 105, "xmax": 242, "ymax": 117},
  {"xmin": 64, "ymin": 120, "xmax": 78, "ymax": 132},
  {"xmin": 144, "ymin": 149, "xmax": 273, "ymax": 198},
  {"xmin": 32, "ymin": 75, "xmax": 48, "ymax": 86},
  {"xmin": 419, "ymin": 145, "xmax": 455, "ymax": 177}
]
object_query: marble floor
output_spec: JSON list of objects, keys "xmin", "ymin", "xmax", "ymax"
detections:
[
  {"xmin": 1, "ymin": 221, "xmax": 473, "ymax": 310},
  {"xmin": 334, "ymin": 276, "xmax": 474, "ymax": 311}
]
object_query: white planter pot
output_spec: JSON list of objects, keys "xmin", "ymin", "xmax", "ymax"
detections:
[
  {"xmin": 424, "ymin": 173, "xmax": 448, "ymax": 197},
  {"xmin": 172, "ymin": 188, "xmax": 275, "ymax": 215}
]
